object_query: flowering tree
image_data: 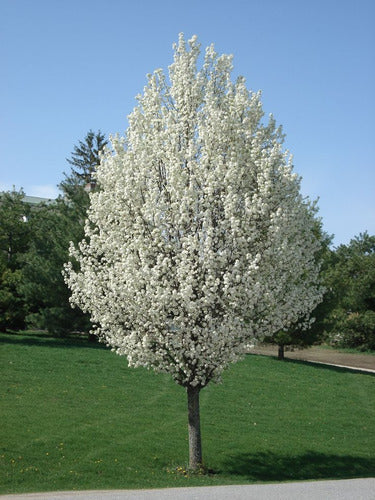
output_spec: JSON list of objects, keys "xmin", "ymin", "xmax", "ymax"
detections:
[{"xmin": 64, "ymin": 34, "xmax": 323, "ymax": 470}]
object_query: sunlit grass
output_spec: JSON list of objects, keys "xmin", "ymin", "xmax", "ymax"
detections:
[{"xmin": 1, "ymin": 331, "xmax": 374, "ymax": 494}]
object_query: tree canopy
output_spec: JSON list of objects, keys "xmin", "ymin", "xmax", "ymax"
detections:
[{"xmin": 324, "ymin": 232, "xmax": 375, "ymax": 350}]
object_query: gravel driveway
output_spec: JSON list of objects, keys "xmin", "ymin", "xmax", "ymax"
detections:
[{"xmin": 249, "ymin": 345, "xmax": 375, "ymax": 372}]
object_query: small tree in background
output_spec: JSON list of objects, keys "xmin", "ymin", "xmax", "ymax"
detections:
[
  {"xmin": 64, "ymin": 34, "xmax": 323, "ymax": 469},
  {"xmin": 263, "ymin": 228, "xmax": 332, "ymax": 359}
]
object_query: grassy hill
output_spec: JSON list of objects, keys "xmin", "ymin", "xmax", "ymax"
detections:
[{"xmin": 1, "ymin": 331, "xmax": 374, "ymax": 494}]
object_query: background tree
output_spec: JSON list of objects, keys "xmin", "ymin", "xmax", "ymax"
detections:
[
  {"xmin": 0, "ymin": 188, "xmax": 30, "ymax": 266},
  {"xmin": 263, "ymin": 228, "xmax": 333, "ymax": 359},
  {"xmin": 64, "ymin": 34, "xmax": 323, "ymax": 469},
  {"xmin": 59, "ymin": 130, "xmax": 108, "ymax": 224},
  {"xmin": 324, "ymin": 232, "xmax": 375, "ymax": 350},
  {"xmin": 61, "ymin": 130, "xmax": 108, "ymax": 189},
  {"xmin": 0, "ymin": 189, "xmax": 30, "ymax": 331},
  {"xmin": 17, "ymin": 131, "xmax": 106, "ymax": 337},
  {"xmin": 66, "ymin": 129, "xmax": 107, "ymax": 183},
  {"xmin": 21, "ymin": 199, "xmax": 91, "ymax": 337},
  {"xmin": 0, "ymin": 266, "xmax": 27, "ymax": 332}
]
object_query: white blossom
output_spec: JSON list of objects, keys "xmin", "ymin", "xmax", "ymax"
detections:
[{"xmin": 64, "ymin": 34, "xmax": 323, "ymax": 389}]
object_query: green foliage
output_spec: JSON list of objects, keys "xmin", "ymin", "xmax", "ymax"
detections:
[
  {"xmin": 0, "ymin": 267, "xmax": 27, "ymax": 331},
  {"xmin": 263, "ymin": 227, "xmax": 333, "ymax": 356},
  {"xmin": 0, "ymin": 188, "xmax": 30, "ymax": 268},
  {"xmin": 263, "ymin": 327, "xmax": 318, "ymax": 352},
  {"xmin": 1, "ymin": 331, "xmax": 374, "ymax": 494},
  {"xmin": 325, "ymin": 233, "xmax": 375, "ymax": 350},
  {"xmin": 20, "ymin": 198, "xmax": 90, "ymax": 337},
  {"xmin": 11, "ymin": 131, "xmax": 107, "ymax": 337},
  {"xmin": 0, "ymin": 189, "xmax": 31, "ymax": 330},
  {"xmin": 0, "ymin": 133, "xmax": 107, "ymax": 336},
  {"xmin": 61, "ymin": 129, "xmax": 108, "ymax": 189},
  {"xmin": 330, "ymin": 311, "xmax": 375, "ymax": 351}
]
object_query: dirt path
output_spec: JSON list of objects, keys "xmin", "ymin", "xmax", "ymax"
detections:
[{"xmin": 249, "ymin": 345, "xmax": 375, "ymax": 372}]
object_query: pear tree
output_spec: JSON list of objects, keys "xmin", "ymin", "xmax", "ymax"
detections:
[{"xmin": 64, "ymin": 34, "xmax": 323, "ymax": 470}]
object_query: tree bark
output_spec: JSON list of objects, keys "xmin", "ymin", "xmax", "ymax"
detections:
[
  {"xmin": 278, "ymin": 344, "xmax": 285, "ymax": 360},
  {"xmin": 187, "ymin": 385, "xmax": 202, "ymax": 470}
]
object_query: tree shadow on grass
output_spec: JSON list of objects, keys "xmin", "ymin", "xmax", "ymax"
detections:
[
  {"xmin": 286, "ymin": 357, "xmax": 375, "ymax": 376},
  {"xmin": 221, "ymin": 451, "xmax": 375, "ymax": 481},
  {"xmin": 0, "ymin": 331, "xmax": 105, "ymax": 350},
  {"xmin": 254, "ymin": 354, "xmax": 375, "ymax": 377}
]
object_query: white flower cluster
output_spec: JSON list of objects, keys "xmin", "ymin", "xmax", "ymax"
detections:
[{"xmin": 64, "ymin": 34, "xmax": 323, "ymax": 388}]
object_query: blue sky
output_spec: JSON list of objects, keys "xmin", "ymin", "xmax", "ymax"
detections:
[{"xmin": 1, "ymin": 0, "xmax": 374, "ymax": 246}]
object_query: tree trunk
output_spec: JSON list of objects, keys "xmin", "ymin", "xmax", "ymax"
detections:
[
  {"xmin": 187, "ymin": 385, "xmax": 202, "ymax": 470},
  {"xmin": 278, "ymin": 344, "xmax": 285, "ymax": 360}
]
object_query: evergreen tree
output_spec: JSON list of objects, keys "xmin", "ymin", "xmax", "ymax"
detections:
[
  {"xmin": 0, "ymin": 188, "xmax": 30, "ymax": 267},
  {"xmin": 17, "ymin": 131, "xmax": 106, "ymax": 337},
  {"xmin": 55, "ymin": 131, "xmax": 108, "ymax": 337},
  {"xmin": 62, "ymin": 129, "xmax": 108, "ymax": 188},
  {"xmin": 59, "ymin": 130, "xmax": 108, "ymax": 222},
  {"xmin": 21, "ymin": 198, "xmax": 90, "ymax": 337},
  {"xmin": 0, "ymin": 189, "xmax": 30, "ymax": 330}
]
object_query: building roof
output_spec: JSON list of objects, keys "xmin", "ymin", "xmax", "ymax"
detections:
[{"xmin": 22, "ymin": 195, "xmax": 55, "ymax": 205}]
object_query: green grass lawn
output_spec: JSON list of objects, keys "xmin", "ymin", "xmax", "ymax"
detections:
[{"xmin": 1, "ymin": 331, "xmax": 374, "ymax": 494}]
